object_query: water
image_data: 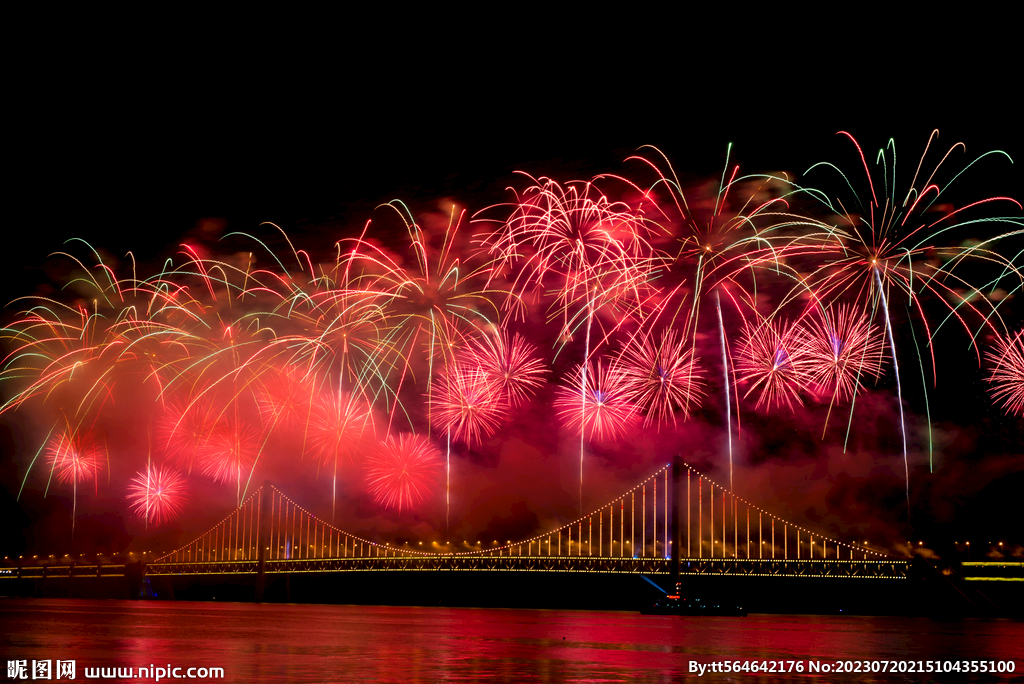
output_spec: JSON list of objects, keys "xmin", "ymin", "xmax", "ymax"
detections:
[{"xmin": 2, "ymin": 599, "xmax": 1022, "ymax": 682}]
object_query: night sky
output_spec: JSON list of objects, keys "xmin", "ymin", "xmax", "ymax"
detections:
[{"xmin": 3, "ymin": 50, "xmax": 1021, "ymax": 564}]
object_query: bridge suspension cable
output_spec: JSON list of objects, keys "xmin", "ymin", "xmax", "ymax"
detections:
[{"xmin": 154, "ymin": 460, "xmax": 888, "ymax": 565}]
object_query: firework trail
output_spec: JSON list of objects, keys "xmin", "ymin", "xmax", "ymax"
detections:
[
  {"xmin": 429, "ymin": 360, "xmax": 503, "ymax": 532},
  {"xmin": 428, "ymin": 328, "xmax": 546, "ymax": 531}
]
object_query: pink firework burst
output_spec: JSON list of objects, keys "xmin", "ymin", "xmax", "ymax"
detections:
[
  {"xmin": 307, "ymin": 391, "xmax": 374, "ymax": 466},
  {"xmin": 46, "ymin": 430, "xmax": 105, "ymax": 485},
  {"xmin": 365, "ymin": 433, "xmax": 443, "ymax": 512},
  {"xmin": 736, "ymin": 317, "xmax": 810, "ymax": 411},
  {"xmin": 618, "ymin": 328, "xmax": 705, "ymax": 427},
  {"xmin": 986, "ymin": 329, "xmax": 1024, "ymax": 417},
  {"xmin": 462, "ymin": 329, "xmax": 548, "ymax": 408},
  {"xmin": 126, "ymin": 465, "xmax": 188, "ymax": 526},
  {"xmin": 430, "ymin": 362, "xmax": 503, "ymax": 447},
  {"xmin": 554, "ymin": 360, "xmax": 637, "ymax": 442},
  {"xmin": 800, "ymin": 305, "xmax": 886, "ymax": 404}
]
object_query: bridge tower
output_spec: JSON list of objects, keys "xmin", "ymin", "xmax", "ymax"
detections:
[
  {"xmin": 670, "ymin": 454, "xmax": 682, "ymax": 593},
  {"xmin": 255, "ymin": 480, "xmax": 272, "ymax": 602}
]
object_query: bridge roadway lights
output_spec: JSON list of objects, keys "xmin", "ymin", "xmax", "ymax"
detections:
[{"xmin": 139, "ymin": 557, "xmax": 909, "ymax": 578}]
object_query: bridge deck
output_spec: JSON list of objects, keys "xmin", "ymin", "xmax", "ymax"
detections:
[
  {"xmin": 130, "ymin": 557, "xmax": 908, "ymax": 578},
  {"xmin": 1, "ymin": 557, "xmax": 909, "ymax": 580}
]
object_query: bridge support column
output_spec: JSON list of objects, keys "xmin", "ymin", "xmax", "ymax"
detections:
[
  {"xmin": 255, "ymin": 480, "xmax": 271, "ymax": 602},
  {"xmin": 670, "ymin": 454, "xmax": 682, "ymax": 594}
]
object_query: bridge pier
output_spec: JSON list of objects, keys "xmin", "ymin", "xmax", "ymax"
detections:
[{"xmin": 255, "ymin": 480, "xmax": 271, "ymax": 602}]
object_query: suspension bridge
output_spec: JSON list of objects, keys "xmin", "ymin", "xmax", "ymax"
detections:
[{"xmin": 1, "ymin": 456, "xmax": 909, "ymax": 602}]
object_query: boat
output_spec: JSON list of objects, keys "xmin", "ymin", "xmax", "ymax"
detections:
[{"xmin": 641, "ymin": 593, "xmax": 747, "ymax": 616}]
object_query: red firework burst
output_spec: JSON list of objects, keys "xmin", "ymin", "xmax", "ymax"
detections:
[
  {"xmin": 307, "ymin": 391, "xmax": 374, "ymax": 466},
  {"xmin": 462, "ymin": 329, "xmax": 548, "ymax": 408},
  {"xmin": 430, "ymin": 362, "xmax": 503, "ymax": 446},
  {"xmin": 158, "ymin": 398, "xmax": 217, "ymax": 474},
  {"xmin": 199, "ymin": 419, "xmax": 259, "ymax": 485},
  {"xmin": 800, "ymin": 305, "xmax": 886, "ymax": 404},
  {"xmin": 986, "ymin": 329, "xmax": 1024, "ymax": 417},
  {"xmin": 46, "ymin": 430, "xmax": 105, "ymax": 485},
  {"xmin": 365, "ymin": 433, "xmax": 443, "ymax": 512},
  {"xmin": 256, "ymin": 366, "xmax": 314, "ymax": 433},
  {"xmin": 554, "ymin": 360, "xmax": 637, "ymax": 442},
  {"xmin": 736, "ymin": 317, "xmax": 811, "ymax": 411},
  {"xmin": 618, "ymin": 329, "xmax": 705, "ymax": 427},
  {"xmin": 126, "ymin": 465, "xmax": 188, "ymax": 526}
]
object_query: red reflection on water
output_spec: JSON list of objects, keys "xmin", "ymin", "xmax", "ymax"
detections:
[{"xmin": 1, "ymin": 600, "xmax": 1022, "ymax": 682}]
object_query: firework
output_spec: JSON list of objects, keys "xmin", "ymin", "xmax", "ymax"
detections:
[
  {"xmin": 127, "ymin": 465, "xmax": 188, "ymax": 526},
  {"xmin": 46, "ymin": 429, "xmax": 104, "ymax": 486},
  {"xmin": 461, "ymin": 329, "xmax": 547, "ymax": 409},
  {"xmin": 986, "ymin": 328, "xmax": 1024, "ymax": 417},
  {"xmin": 554, "ymin": 359, "xmax": 637, "ymax": 442},
  {"xmin": 618, "ymin": 328, "xmax": 705, "ymax": 426},
  {"xmin": 0, "ymin": 132, "xmax": 1019, "ymax": 541},
  {"xmin": 340, "ymin": 203, "xmax": 501, "ymax": 429},
  {"xmin": 365, "ymin": 433, "xmax": 443, "ymax": 512},
  {"xmin": 795, "ymin": 131, "xmax": 1023, "ymax": 488},
  {"xmin": 481, "ymin": 176, "xmax": 660, "ymax": 509},
  {"xmin": 307, "ymin": 391, "xmax": 374, "ymax": 466},
  {"xmin": 199, "ymin": 419, "xmax": 259, "ymax": 487},
  {"xmin": 255, "ymin": 366, "xmax": 314, "ymax": 433},
  {"xmin": 158, "ymin": 397, "xmax": 217, "ymax": 474},
  {"xmin": 736, "ymin": 317, "xmax": 810, "ymax": 411},
  {"xmin": 800, "ymin": 305, "xmax": 886, "ymax": 404},
  {"xmin": 430, "ymin": 363, "xmax": 503, "ymax": 447},
  {"xmin": 607, "ymin": 146, "xmax": 816, "ymax": 487}
]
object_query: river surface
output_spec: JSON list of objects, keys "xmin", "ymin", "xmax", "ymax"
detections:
[{"xmin": 1, "ymin": 599, "xmax": 1022, "ymax": 682}]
